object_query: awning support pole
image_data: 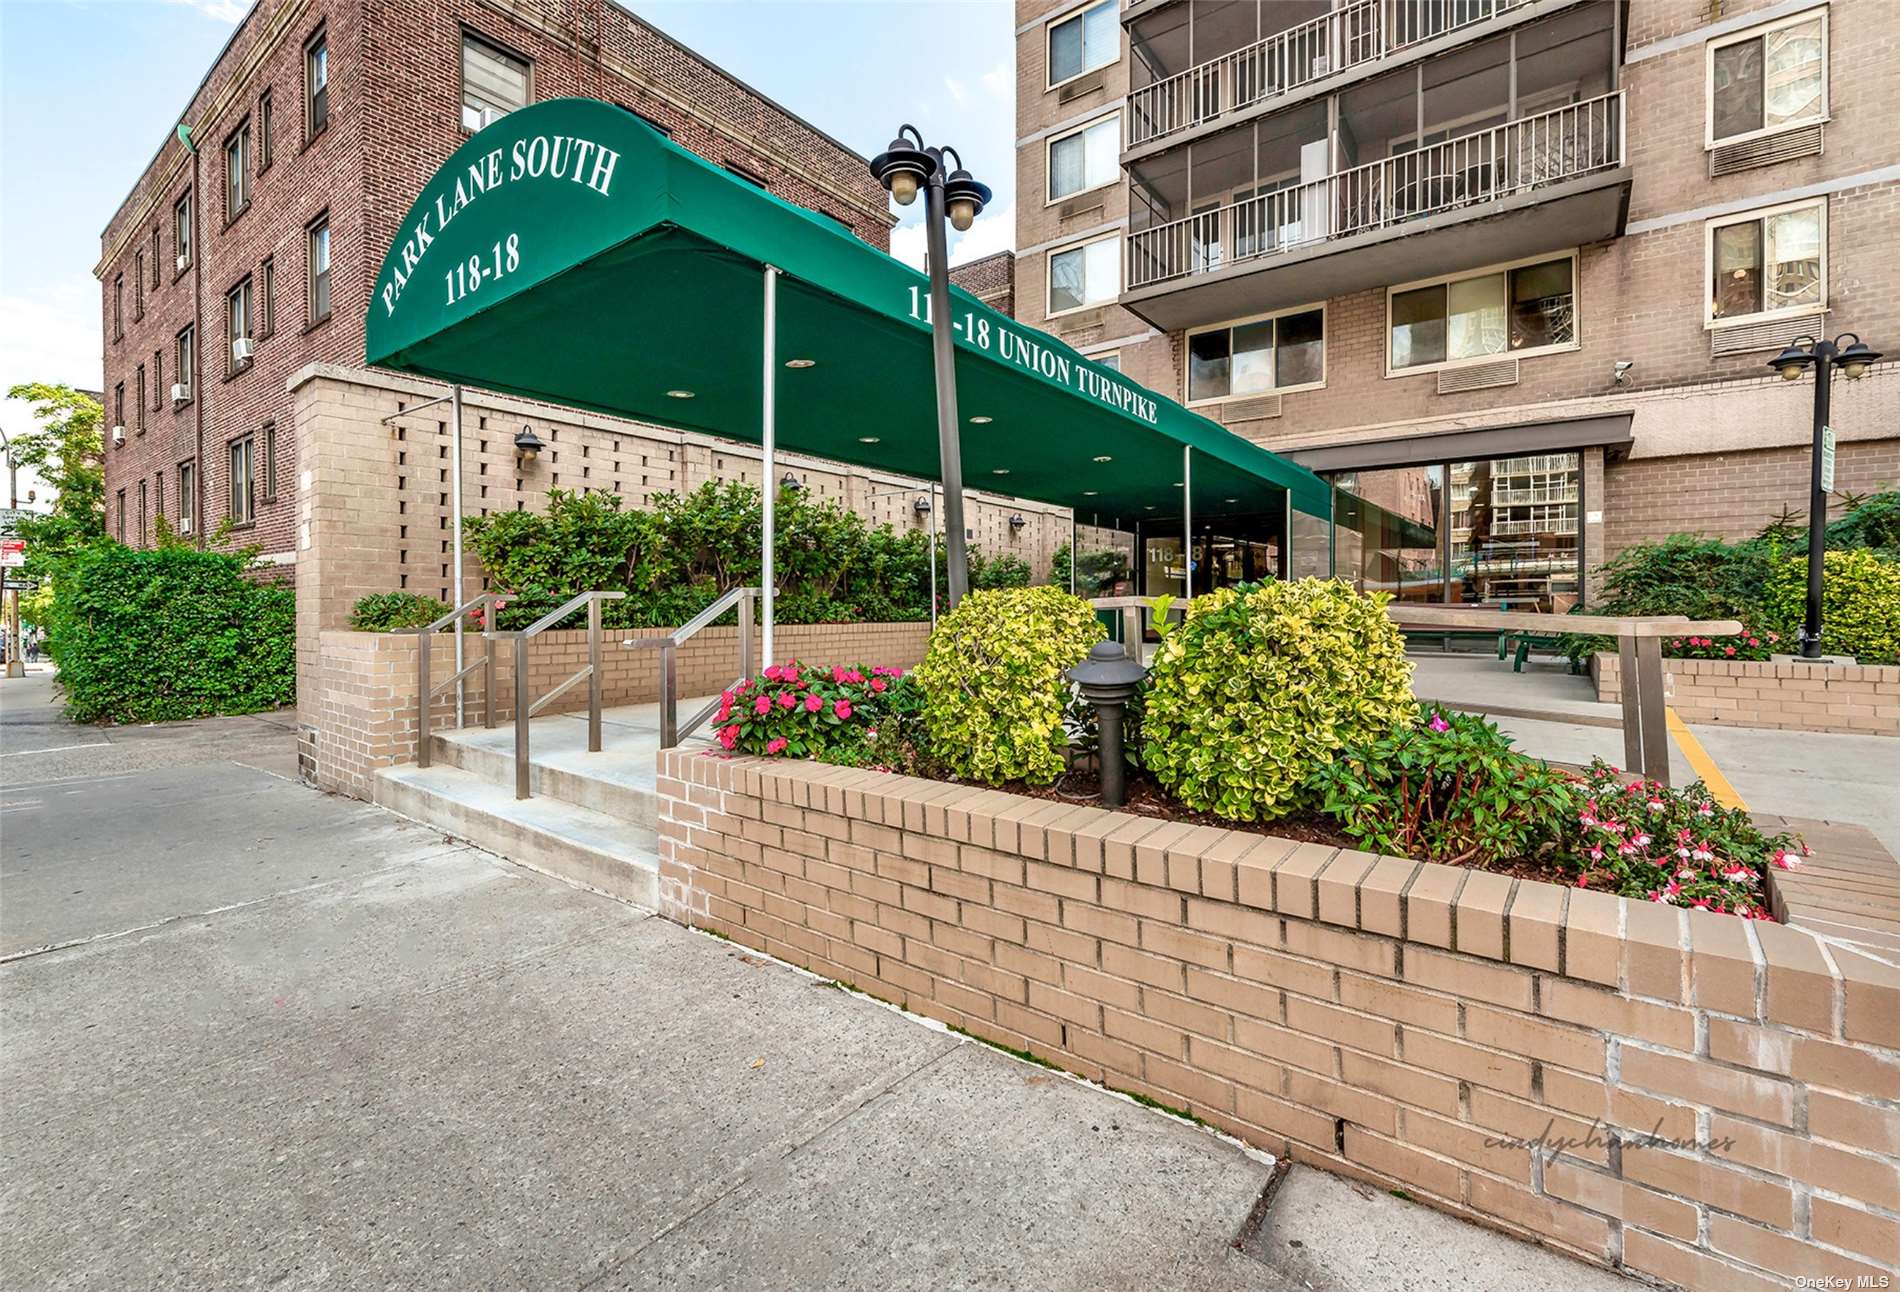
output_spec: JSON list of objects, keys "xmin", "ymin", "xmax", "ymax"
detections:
[
  {"xmin": 928, "ymin": 483, "xmax": 939, "ymax": 631},
  {"xmin": 450, "ymin": 384, "xmax": 466, "ymax": 728},
  {"xmin": 761, "ymin": 265, "xmax": 779, "ymax": 668},
  {"xmin": 1069, "ymin": 511, "xmax": 1078, "ymax": 596},
  {"xmin": 923, "ymin": 174, "xmax": 970, "ymax": 610},
  {"xmin": 1183, "ymin": 446, "xmax": 1193, "ymax": 600}
]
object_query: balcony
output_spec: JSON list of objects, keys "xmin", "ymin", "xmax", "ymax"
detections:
[
  {"xmin": 1122, "ymin": 90, "xmax": 1628, "ymax": 331},
  {"xmin": 1127, "ymin": 0, "xmax": 1541, "ymax": 151}
]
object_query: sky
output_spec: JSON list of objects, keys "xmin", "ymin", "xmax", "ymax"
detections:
[{"xmin": 0, "ymin": 0, "xmax": 1017, "ymax": 506}]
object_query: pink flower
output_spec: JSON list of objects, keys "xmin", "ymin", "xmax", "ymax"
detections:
[
  {"xmin": 754, "ymin": 695, "xmax": 772, "ymax": 715},
  {"xmin": 778, "ymin": 691, "xmax": 796, "ymax": 710},
  {"xmin": 718, "ymin": 724, "xmax": 740, "ymax": 750},
  {"xmin": 833, "ymin": 699, "xmax": 853, "ymax": 720},
  {"xmin": 804, "ymin": 693, "xmax": 823, "ymax": 713},
  {"xmin": 871, "ymin": 678, "xmax": 887, "ymax": 693},
  {"xmin": 1427, "ymin": 713, "xmax": 1450, "ymax": 733},
  {"xmin": 764, "ymin": 665, "xmax": 784, "ymax": 682},
  {"xmin": 832, "ymin": 665, "xmax": 848, "ymax": 684},
  {"xmin": 1771, "ymin": 848, "xmax": 1802, "ymax": 870},
  {"xmin": 783, "ymin": 663, "xmax": 801, "ymax": 684},
  {"xmin": 766, "ymin": 737, "xmax": 788, "ymax": 755},
  {"xmin": 1747, "ymin": 637, "xmax": 1759, "ymax": 648},
  {"xmin": 1724, "ymin": 645, "xmax": 1737, "ymax": 657}
]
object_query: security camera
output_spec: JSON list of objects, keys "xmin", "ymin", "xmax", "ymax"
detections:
[{"xmin": 1612, "ymin": 360, "xmax": 1634, "ymax": 386}]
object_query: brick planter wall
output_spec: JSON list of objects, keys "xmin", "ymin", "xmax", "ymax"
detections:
[
  {"xmin": 1594, "ymin": 653, "xmax": 1900, "ymax": 736},
  {"xmin": 656, "ymin": 752, "xmax": 1900, "ymax": 1286},
  {"xmin": 303, "ymin": 622, "xmax": 927, "ymax": 799}
]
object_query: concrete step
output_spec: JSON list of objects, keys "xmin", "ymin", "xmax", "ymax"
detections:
[
  {"xmin": 373, "ymin": 762, "xmax": 659, "ymax": 909},
  {"xmin": 430, "ymin": 715, "xmax": 662, "ymax": 830}
]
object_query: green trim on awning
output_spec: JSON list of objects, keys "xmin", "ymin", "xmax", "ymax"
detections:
[{"xmin": 366, "ymin": 97, "xmax": 1332, "ymax": 522}]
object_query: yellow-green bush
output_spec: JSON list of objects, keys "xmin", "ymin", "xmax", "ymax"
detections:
[
  {"xmin": 915, "ymin": 586, "xmax": 1103, "ymax": 785},
  {"xmin": 1142, "ymin": 579, "xmax": 1414, "ymax": 821},
  {"xmin": 1761, "ymin": 549, "xmax": 1900, "ymax": 663}
]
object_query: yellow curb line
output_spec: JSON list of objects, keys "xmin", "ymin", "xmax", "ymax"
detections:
[{"xmin": 1666, "ymin": 707, "xmax": 1746, "ymax": 810}]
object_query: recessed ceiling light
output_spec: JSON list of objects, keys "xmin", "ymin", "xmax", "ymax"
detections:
[
  {"xmin": 1224, "ymin": 497, "xmax": 1238, "ymax": 503},
  {"xmin": 665, "ymin": 389, "xmax": 695, "ymax": 399},
  {"xmin": 1082, "ymin": 490, "xmax": 1098, "ymax": 496},
  {"xmin": 1174, "ymin": 481, "xmax": 1184, "ymax": 488},
  {"xmin": 1092, "ymin": 455, "xmax": 1112, "ymax": 463},
  {"xmin": 969, "ymin": 415, "xmax": 993, "ymax": 424},
  {"xmin": 1144, "ymin": 505, "xmax": 1156, "ymax": 511},
  {"xmin": 857, "ymin": 436, "xmax": 881, "ymax": 444},
  {"xmin": 784, "ymin": 358, "xmax": 816, "ymax": 369},
  {"xmin": 991, "ymin": 468, "xmax": 1010, "ymax": 475}
]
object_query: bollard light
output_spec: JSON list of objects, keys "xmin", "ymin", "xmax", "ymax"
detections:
[{"xmin": 1066, "ymin": 640, "xmax": 1149, "ymax": 808}]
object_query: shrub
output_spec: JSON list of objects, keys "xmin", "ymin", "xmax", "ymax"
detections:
[
  {"xmin": 1307, "ymin": 705, "xmax": 1573, "ymax": 866},
  {"xmin": 46, "ymin": 543, "xmax": 295, "ymax": 723},
  {"xmin": 1142, "ymin": 579, "xmax": 1413, "ymax": 822},
  {"xmin": 971, "ymin": 551, "xmax": 1032, "ymax": 590},
  {"xmin": 350, "ymin": 591, "xmax": 451, "ymax": 632},
  {"xmin": 1760, "ymin": 548, "xmax": 1900, "ymax": 663},
  {"xmin": 1562, "ymin": 760, "xmax": 1803, "ymax": 918},
  {"xmin": 915, "ymin": 586, "xmax": 1103, "ymax": 785},
  {"xmin": 1662, "ymin": 629, "xmax": 1781, "ymax": 662},
  {"xmin": 710, "ymin": 660, "xmax": 911, "ymax": 761}
]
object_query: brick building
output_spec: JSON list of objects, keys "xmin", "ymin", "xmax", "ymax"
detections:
[
  {"xmin": 96, "ymin": 0, "xmax": 895, "ymax": 567},
  {"xmin": 1015, "ymin": 0, "xmax": 1899, "ymax": 609}
]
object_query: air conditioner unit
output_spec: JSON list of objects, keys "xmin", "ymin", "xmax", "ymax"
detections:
[
  {"xmin": 111, "ymin": 425, "xmax": 126, "ymax": 445},
  {"xmin": 176, "ymin": 254, "xmax": 189, "ymax": 272},
  {"xmin": 171, "ymin": 382, "xmax": 191, "ymax": 402},
  {"xmin": 232, "ymin": 337, "xmax": 255, "ymax": 364}
]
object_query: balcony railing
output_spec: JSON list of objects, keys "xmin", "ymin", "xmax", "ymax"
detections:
[
  {"xmin": 1126, "ymin": 90, "xmax": 1622, "ymax": 291},
  {"xmin": 1491, "ymin": 484, "xmax": 1579, "ymax": 505},
  {"xmin": 1127, "ymin": 0, "xmax": 1535, "ymax": 148}
]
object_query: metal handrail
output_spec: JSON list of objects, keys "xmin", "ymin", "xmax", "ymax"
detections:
[
  {"xmin": 415, "ymin": 591, "xmax": 508, "ymax": 769},
  {"xmin": 482, "ymin": 590, "xmax": 627, "ymax": 799},
  {"xmin": 1127, "ymin": 89, "xmax": 1623, "ymax": 290},
  {"xmin": 624, "ymin": 585, "xmax": 760, "ymax": 749}
]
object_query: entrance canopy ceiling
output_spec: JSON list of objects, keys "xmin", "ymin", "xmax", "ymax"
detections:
[{"xmin": 365, "ymin": 98, "xmax": 1332, "ymax": 524}]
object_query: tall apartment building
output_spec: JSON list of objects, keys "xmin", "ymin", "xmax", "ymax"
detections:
[
  {"xmin": 1015, "ymin": 0, "xmax": 1899, "ymax": 609},
  {"xmin": 96, "ymin": 0, "xmax": 893, "ymax": 568}
]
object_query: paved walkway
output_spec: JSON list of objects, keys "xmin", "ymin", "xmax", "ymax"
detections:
[{"xmin": 1, "ymin": 672, "xmax": 1638, "ymax": 1290}]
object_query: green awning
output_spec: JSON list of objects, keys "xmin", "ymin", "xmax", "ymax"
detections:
[{"xmin": 365, "ymin": 97, "xmax": 1333, "ymax": 524}]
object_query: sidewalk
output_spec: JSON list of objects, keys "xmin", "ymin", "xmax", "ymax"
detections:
[
  {"xmin": 1412, "ymin": 653, "xmax": 1900, "ymax": 856},
  {"xmin": 0, "ymin": 681, "xmax": 1636, "ymax": 1290}
]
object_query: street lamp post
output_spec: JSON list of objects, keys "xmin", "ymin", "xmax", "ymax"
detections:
[
  {"xmin": 1767, "ymin": 333, "xmax": 1882, "ymax": 659},
  {"xmin": 868, "ymin": 125, "xmax": 991, "ymax": 611}
]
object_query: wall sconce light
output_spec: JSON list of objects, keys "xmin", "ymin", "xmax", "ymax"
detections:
[
  {"xmin": 912, "ymin": 496, "xmax": 932, "ymax": 515},
  {"xmin": 513, "ymin": 426, "xmax": 545, "ymax": 466},
  {"xmin": 779, "ymin": 472, "xmax": 802, "ymax": 492},
  {"xmin": 1008, "ymin": 513, "xmax": 1026, "ymax": 533}
]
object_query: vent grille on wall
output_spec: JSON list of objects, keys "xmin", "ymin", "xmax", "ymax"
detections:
[
  {"xmin": 1709, "ymin": 124, "xmax": 1824, "ymax": 177},
  {"xmin": 1057, "ymin": 70, "xmax": 1106, "ymax": 104},
  {"xmin": 1710, "ymin": 314, "xmax": 1816, "ymax": 357},
  {"xmin": 1437, "ymin": 358, "xmax": 1518, "ymax": 394},
  {"xmin": 1220, "ymin": 394, "xmax": 1282, "ymax": 423}
]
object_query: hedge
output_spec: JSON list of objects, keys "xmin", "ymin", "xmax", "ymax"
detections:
[{"xmin": 46, "ymin": 543, "xmax": 295, "ymax": 723}]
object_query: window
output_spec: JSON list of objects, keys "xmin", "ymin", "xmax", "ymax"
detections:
[
  {"xmin": 229, "ymin": 436, "xmax": 255, "ymax": 524},
  {"xmin": 1094, "ymin": 351, "xmax": 1122, "ymax": 373},
  {"xmin": 113, "ymin": 275, "xmax": 124, "ymax": 340},
  {"xmin": 134, "ymin": 253, "xmax": 146, "ymax": 320},
  {"xmin": 138, "ymin": 480, "xmax": 148, "ymax": 543},
  {"xmin": 305, "ymin": 28, "xmax": 329, "ymax": 138},
  {"xmin": 1388, "ymin": 254, "xmax": 1576, "ymax": 373},
  {"xmin": 135, "ymin": 364, "xmax": 146, "ymax": 430},
  {"xmin": 258, "ymin": 89, "xmax": 274, "ymax": 170},
  {"xmin": 1187, "ymin": 307, "xmax": 1325, "ymax": 403},
  {"xmin": 154, "ymin": 350, "xmax": 164, "ymax": 408},
  {"xmin": 1047, "ymin": 114, "xmax": 1119, "ymax": 202},
  {"xmin": 1707, "ymin": 198, "xmax": 1825, "ymax": 325},
  {"xmin": 151, "ymin": 228, "xmax": 162, "ymax": 289},
  {"xmin": 1047, "ymin": 235, "xmax": 1119, "ymax": 316},
  {"xmin": 116, "ymin": 489, "xmax": 126, "ymax": 541},
  {"xmin": 113, "ymin": 383, "xmax": 125, "ymax": 431},
  {"xmin": 155, "ymin": 474, "xmax": 164, "ymax": 525},
  {"xmin": 177, "ymin": 461, "xmax": 195, "ymax": 535},
  {"xmin": 174, "ymin": 191, "xmax": 192, "ymax": 272},
  {"xmin": 260, "ymin": 257, "xmax": 276, "ymax": 338},
  {"xmin": 227, "ymin": 278, "xmax": 252, "ymax": 371},
  {"xmin": 722, "ymin": 161, "xmax": 767, "ymax": 189},
  {"xmin": 176, "ymin": 325, "xmax": 195, "ymax": 401},
  {"xmin": 225, "ymin": 120, "xmax": 250, "ymax": 220},
  {"xmin": 462, "ymin": 31, "xmax": 530, "ymax": 131},
  {"xmin": 262, "ymin": 423, "xmax": 278, "ymax": 503},
  {"xmin": 1708, "ymin": 8, "xmax": 1826, "ymax": 146},
  {"xmin": 1048, "ymin": 0, "xmax": 1117, "ymax": 88},
  {"xmin": 307, "ymin": 216, "xmax": 331, "ymax": 324}
]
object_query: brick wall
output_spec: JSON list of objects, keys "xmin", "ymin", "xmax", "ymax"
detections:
[
  {"xmin": 1595, "ymin": 654, "xmax": 1900, "ymax": 737},
  {"xmin": 656, "ymin": 752, "xmax": 1900, "ymax": 1286},
  {"xmin": 949, "ymin": 251, "xmax": 1015, "ymax": 320},
  {"xmin": 304, "ymin": 621, "xmax": 929, "ymax": 799},
  {"xmin": 98, "ymin": 0, "xmax": 893, "ymax": 567}
]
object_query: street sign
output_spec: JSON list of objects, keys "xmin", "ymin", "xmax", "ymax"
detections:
[
  {"xmin": 0, "ymin": 538, "xmax": 25, "ymax": 569},
  {"xmin": 1820, "ymin": 425, "xmax": 1835, "ymax": 492}
]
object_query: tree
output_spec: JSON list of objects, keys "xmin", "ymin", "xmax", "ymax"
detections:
[{"xmin": 5, "ymin": 383, "xmax": 107, "ymax": 568}]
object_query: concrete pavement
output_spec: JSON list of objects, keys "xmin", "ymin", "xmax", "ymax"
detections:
[{"xmin": 0, "ymin": 671, "xmax": 1637, "ymax": 1290}]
